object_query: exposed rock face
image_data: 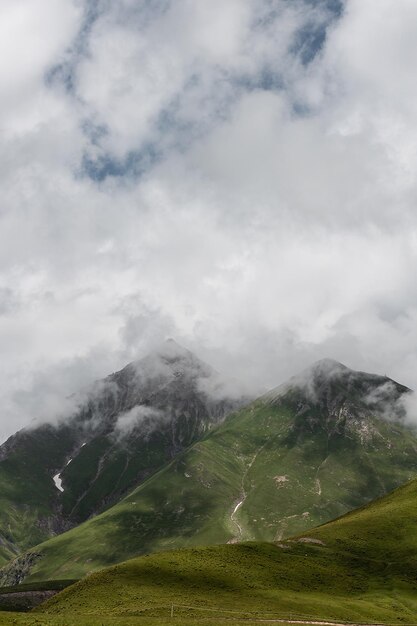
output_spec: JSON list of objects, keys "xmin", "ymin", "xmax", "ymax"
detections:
[
  {"xmin": 0, "ymin": 340, "xmax": 244, "ymax": 561},
  {"xmin": 0, "ymin": 552, "xmax": 42, "ymax": 587},
  {"xmin": 3, "ymin": 357, "xmax": 417, "ymax": 585},
  {"xmin": 266, "ymin": 358, "xmax": 411, "ymax": 446}
]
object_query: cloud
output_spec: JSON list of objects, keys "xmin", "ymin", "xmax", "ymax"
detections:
[
  {"xmin": 0, "ymin": 0, "xmax": 81, "ymax": 137},
  {"xmin": 2, "ymin": 1, "xmax": 417, "ymax": 441},
  {"xmin": 113, "ymin": 405, "xmax": 165, "ymax": 440},
  {"xmin": 361, "ymin": 380, "xmax": 417, "ymax": 427},
  {"xmin": 7, "ymin": 347, "xmax": 120, "ymax": 433},
  {"xmin": 398, "ymin": 391, "xmax": 417, "ymax": 427},
  {"xmin": 265, "ymin": 358, "xmax": 417, "ymax": 428}
]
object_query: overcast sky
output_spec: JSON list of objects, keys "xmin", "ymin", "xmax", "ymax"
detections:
[{"xmin": 1, "ymin": 0, "xmax": 417, "ymax": 440}]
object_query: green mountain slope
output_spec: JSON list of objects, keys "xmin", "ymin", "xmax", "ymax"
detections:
[
  {"xmin": 9, "ymin": 358, "xmax": 417, "ymax": 583},
  {"xmin": 0, "ymin": 341, "xmax": 239, "ymax": 564},
  {"xmin": 36, "ymin": 478, "xmax": 417, "ymax": 624}
]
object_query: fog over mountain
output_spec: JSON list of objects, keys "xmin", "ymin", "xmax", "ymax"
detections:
[{"xmin": 1, "ymin": 0, "xmax": 417, "ymax": 441}]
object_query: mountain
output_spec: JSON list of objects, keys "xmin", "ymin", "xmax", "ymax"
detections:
[
  {"xmin": 35, "ymin": 477, "xmax": 417, "ymax": 624},
  {"xmin": 8, "ymin": 358, "xmax": 417, "ymax": 583},
  {"xmin": 0, "ymin": 340, "xmax": 241, "ymax": 564}
]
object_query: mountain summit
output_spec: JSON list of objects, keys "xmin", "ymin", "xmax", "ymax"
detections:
[
  {"xmin": 265, "ymin": 358, "xmax": 410, "ymax": 444},
  {"xmin": 8, "ymin": 359, "xmax": 417, "ymax": 584},
  {"xmin": 0, "ymin": 342, "xmax": 242, "ymax": 565},
  {"xmin": 267, "ymin": 357, "xmax": 408, "ymax": 402}
]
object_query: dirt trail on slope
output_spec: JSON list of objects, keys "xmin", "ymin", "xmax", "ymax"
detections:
[{"xmin": 230, "ymin": 434, "xmax": 272, "ymax": 540}]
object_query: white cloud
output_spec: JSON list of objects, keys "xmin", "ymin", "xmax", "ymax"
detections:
[
  {"xmin": 113, "ymin": 405, "xmax": 165, "ymax": 439},
  {"xmin": 2, "ymin": 1, "xmax": 417, "ymax": 441},
  {"xmin": 0, "ymin": 0, "xmax": 81, "ymax": 136}
]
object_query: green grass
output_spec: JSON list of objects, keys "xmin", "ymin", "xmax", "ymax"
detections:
[
  {"xmin": 0, "ymin": 424, "xmax": 80, "ymax": 564},
  {"xmin": 28, "ymin": 477, "xmax": 417, "ymax": 625},
  {"xmin": 0, "ymin": 580, "xmax": 77, "ymax": 595},
  {"xmin": 0, "ymin": 345, "xmax": 238, "ymax": 562},
  {"xmin": 18, "ymin": 396, "xmax": 417, "ymax": 583},
  {"xmin": 0, "ymin": 580, "xmax": 77, "ymax": 613},
  {"xmin": 33, "ymin": 541, "xmax": 417, "ymax": 624},
  {"xmin": 0, "ymin": 614, "xmax": 299, "ymax": 625},
  {"xmin": 4, "ymin": 475, "xmax": 417, "ymax": 624}
]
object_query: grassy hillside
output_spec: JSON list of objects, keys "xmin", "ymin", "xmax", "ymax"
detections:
[
  {"xmin": 0, "ymin": 614, "xmax": 297, "ymax": 625},
  {"xmin": 0, "ymin": 341, "xmax": 238, "ymax": 566},
  {"xmin": 306, "ymin": 473, "xmax": 417, "ymax": 562},
  {"xmin": 16, "ymin": 365, "xmax": 417, "ymax": 583},
  {"xmin": 0, "ymin": 423, "xmax": 79, "ymax": 565},
  {"xmin": 34, "ymin": 478, "xmax": 417, "ymax": 624}
]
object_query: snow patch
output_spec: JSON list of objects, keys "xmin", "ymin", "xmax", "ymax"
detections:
[
  {"xmin": 53, "ymin": 473, "xmax": 64, "ymax": 492},
  {"xmin": 232, "ymin": 500, "xmax": 244, "ymax": 515}
]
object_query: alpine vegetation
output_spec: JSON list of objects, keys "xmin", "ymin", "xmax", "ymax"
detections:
[
  {"xmin": 0, "ymin": 341, "xmax": 243, "ymax": 566},
  {"xmin": 3, "ymin": 356, "xmax": 417, "ymax": 584},
  {"xmin": 2, "ymin": 0, "xmax": 417, "ymax": 623}
]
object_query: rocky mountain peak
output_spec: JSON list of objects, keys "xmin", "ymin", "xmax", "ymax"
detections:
[
  {"xmin": 305, "ymin": 357, "xmax": 349, "ymax": 376},
  {"xmin": 265, "ymin": 359, "xmax": 411, "ymax": 443},
  {"xmin": 0, "ymin": 341, "xmax": 244, "ymax": 543},
  {"xmin": 112, "ymin": 339, "xmax": 215, "ymax": 390}
]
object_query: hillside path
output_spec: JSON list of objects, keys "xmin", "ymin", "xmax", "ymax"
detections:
[{"xmin": 230, "ymin": 429, "xmax": 274, "ymax": 539}]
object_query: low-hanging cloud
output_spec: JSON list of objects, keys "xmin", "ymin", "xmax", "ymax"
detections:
[
  {"xmin": 362, "ymin": 382, "xmax": 417, "ymax": 429},
  {"xmin": 113, "ymin": 405, "xmax": 165, "ymax": 440},
  {"xmin": 365, "ymin": 382, "xmax": 417, "ymax": 428},
  {"xmin": 397, "ymin": 391, "xmax": 417, "ymax": 427},
  {"xmin": 267, "ymin": 357, "xmax": 417, "ymax": 428},
  {"xmin": 1, "ymin": 1, "xmax": 417, "ymax": 441}
]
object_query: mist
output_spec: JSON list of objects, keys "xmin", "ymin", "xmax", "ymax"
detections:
[
  {"xmin": 113, "ymin": 405, "xmax": 165, "ymax": 440},
  {"xmin": 1, "ymin": 1, "xmax": 417, "ymax": 441}
]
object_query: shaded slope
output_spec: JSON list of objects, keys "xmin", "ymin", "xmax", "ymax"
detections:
[
  {"xmin": 0, "ymin": 340, "xmax": 239, "ymax": 565},
  {"xmin": 14, "ymin": 359, "xmax": 417, "ymax": 582},
  {"xmin": 305, "ymin": 471, "xmax": 417, "ymax": 562},
  {"xmin": 37, "ymin": 478, "xmax": 417, "ymax": 624}
]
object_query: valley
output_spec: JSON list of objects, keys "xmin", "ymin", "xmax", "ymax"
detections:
[
  {"xmin": 2, "ymin": 0, "xmax": 416, "ymax": 622},
  {"xmin": 6, "ymin": 356, "xmax": 417, "ymax": 584},
  {"xmin": 23, "ymin": 476, "xmax": 417, "ymax": 624},
  {"xmin": 1, "ymin": 349, "xmax": 417, "ymax": 624}
]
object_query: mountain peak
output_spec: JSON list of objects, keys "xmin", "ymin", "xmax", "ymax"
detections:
[
  {"xmin": 264, "ymin": 358, "xmax": 349, "ymax": 403},
  {"xmin": 307, "ymin": 358, "xmax": 349, "ymax": 373},
  {"xmin": 157, "ymin": 338, "xmax": 197, "ymax": 362},
  {"xmin": 134, "ymin": 339, "xmax": 215, "ymax": 380},
  {"xmin": 297, "ymin": 358, "xmax": 351, "ymax": 384},
  {"xmin": 112, "ymin": 340, "xmax": 213, "ymax": 386},
  {"xmin": 264, "ymin": 358, "xmax": 409, "ymax": 416}
]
